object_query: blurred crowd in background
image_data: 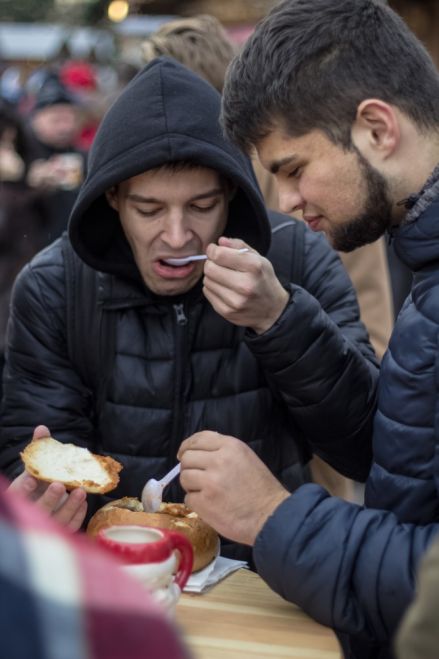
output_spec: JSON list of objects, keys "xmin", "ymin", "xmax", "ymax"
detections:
[{"xmin": 0, "ymin": 52, "xmax": 143, "ymax": 383}]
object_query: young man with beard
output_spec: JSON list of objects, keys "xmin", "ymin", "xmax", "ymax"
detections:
[
  {"xmin": 0, "ymin": 58, "xmax": 377, "ymax": 561},
  {"xmin": 177, "ymin": 1, "xmax": 439, "ymax": 657}
]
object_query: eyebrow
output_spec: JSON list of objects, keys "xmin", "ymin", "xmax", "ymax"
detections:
[
  {"xmin": 269, "ymin": 155, "xmax": 298, "ymax": 175},
  {"xmin": 126, "ymin": 188, "xmax": 225, "ymax": 204}
]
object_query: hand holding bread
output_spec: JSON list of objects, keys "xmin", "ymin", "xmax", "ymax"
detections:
[{"xmin": 9, "ymin": 425, "xmax": 122, "ymax": 532}]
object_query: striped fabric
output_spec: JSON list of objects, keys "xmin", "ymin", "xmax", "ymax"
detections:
[{"xmin": 0, "ymin": 476, "xmax": 190, "ymax": 659}]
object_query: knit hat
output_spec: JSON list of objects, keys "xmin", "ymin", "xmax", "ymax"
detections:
[
  {"xmin": 32, "ymin": 75, "xmax": 78, "ymax": 112},
  {"xmin": 60, "ymin": 61, "xmax": 97, "ymax": 92}
]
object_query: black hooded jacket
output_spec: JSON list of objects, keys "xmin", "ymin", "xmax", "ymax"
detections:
[{"xmin": 0, "ymin": 60, "xmax": 378, "ymax": 549}]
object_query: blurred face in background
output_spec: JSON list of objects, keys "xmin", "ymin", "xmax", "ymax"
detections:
[
  {"xmin": 0, "ymin": 126, "xmax": 17, "ymax": 149},
  {"xmin": 31, "ymin": 103, "xmax": 82, "ymax": 150}
]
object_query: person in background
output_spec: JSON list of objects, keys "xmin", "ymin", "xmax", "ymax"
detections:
[
  {"xmin": 141, "ymin": 14, "xmax": 235, "ymax": 95},
  {"xmin": 0, "ymin": 59, "xmax": 377, "ymax": 564},
  {"xmin": 141, "ymin": 12, "xmax": 394, "ymax": 500},
  {"xmin": 0, "ymin": 100, "xmax": 46, "ymax": 399},
  {"xmin": 177, "ymin": 1, "xmax": 439, "ymax": 657},
  {"xmin": 26, "ymin": 72, "xmax": 86, "ymax": 246},
  {"xmin": 60, "ymin": 59, "xmax": 106, "ymax": 151},
  {"xmin": 0, "ymin": 472, "xmax": 190, "ymax": 659}
]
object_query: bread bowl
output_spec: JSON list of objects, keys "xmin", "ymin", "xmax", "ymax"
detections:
[{"xmin": 87, "ymin": 497, "xmax": 219, "ymax": 572}]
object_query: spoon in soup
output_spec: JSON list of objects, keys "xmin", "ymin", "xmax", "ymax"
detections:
[
  {"xmin": 164, "ymin": 247, "xmax": 249, "ymax": 267},
  {"xmin": 141, "ymin": 463, "xmax": 181, "ymax": 513}
]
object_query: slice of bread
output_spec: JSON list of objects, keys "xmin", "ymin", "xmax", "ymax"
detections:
[{"xmin": 20, "ymin": 436, "xmax": 122, "ymax": 494}]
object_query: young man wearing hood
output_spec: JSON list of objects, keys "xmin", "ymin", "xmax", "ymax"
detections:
[
  {"xmin": 0, "ymin": 58, "xmax": 377, "ymax": 559},
  {"xmin": 176, "ymin": 1, "xmax": 439, "ymax": 657}
]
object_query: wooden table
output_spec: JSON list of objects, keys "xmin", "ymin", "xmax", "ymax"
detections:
[{"xmin": 176, "ymin": 569, "xmax": 341, "ymax": 659}]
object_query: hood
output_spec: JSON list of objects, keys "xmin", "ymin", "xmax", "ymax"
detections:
[
  {"xmin": 393, "ymin": 166, "xmax": 439, "ymax": 272},
  {"xmin": 393, "ymin": 197, "xmax": 439, "ymax": 272},
  {"xmin": 68, "ymin": 57, "xmax": 271, "ymax": 279}
]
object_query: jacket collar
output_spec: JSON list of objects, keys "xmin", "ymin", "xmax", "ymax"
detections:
[
  {"xmin": 98, "ymin": 271, "xmax": 204, "ymax": 311},
  {"xmin": 403, "ymin": 162, "xmax": 439, "ymax": 225}
]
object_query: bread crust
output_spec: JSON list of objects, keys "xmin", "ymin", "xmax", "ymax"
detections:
[
  {"xmin": 20, "ymin": 437, "xmax": 122, "ymax": 494},
  {"xmin": 87, "ymin": 497, "xmax": 219, "ymax": 572}
]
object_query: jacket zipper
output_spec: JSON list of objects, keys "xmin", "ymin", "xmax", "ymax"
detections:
[
  {"xmin": 169, "ymin": 303, "xmax": 188, "ymax": 501},
  {"xmin": 174, "ymin": 303, "xmax": 188, "ymax": 327}
]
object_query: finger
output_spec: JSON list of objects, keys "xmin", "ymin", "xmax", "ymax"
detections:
[
  {"xmin": 180, "ymin": 467, "xmax": 206, "ymax": 493},
  {"xmin": 180, "ymin": 447, "xmax": 214, "ymax": 471},
  {"xmin": 203, "ymin": 261, "xmax": 261, "ymax": 313},
  {"xmin": 206, "ymin": 244, "xmax": 255, "ymax": 272},
  {"xmin": 32, "ymin": 425, "xmax": 51, "ymax": 441},
  {"xmin": 204, "ymin": 257, "xmax": 253, "ymax": 288},
  {"xmin": 178, "ymin": 431, "xmax": 222, "ymax": 459},
  {"xmin": 184, "ymin": 491, "xmax": 201, "ymax": 512},
  {"xmin": 58, "ymin": 495, "xmax": 88, "ymax": 533},
  {"xmin": 52, "ymin": 488, "xmax": 87, "ymax": 528},
  {"xmin": 8, "ymin": 471, "xmax": 38, "ymax": 496},
  {"xmin": 217, "ymin": 237, "xmax": 250, "ymax": 250},
  {"xmin": 36, "ymin": 482, "xmax": 68, "ymax": 514},
  {"xmin": 65, "ymin": 501, "xmax": 88, "ymax": 533},
  {"xmin": 203, "ymin": 276, "xmax": 247, "ymax": 312}
]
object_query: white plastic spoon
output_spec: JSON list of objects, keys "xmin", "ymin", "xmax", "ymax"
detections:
[
  {"xmin": 141, "ymin": 463, "xmax": 181, "ymax": 512},
  {"xmin": 164, "ymin": 247, "xmax": 249, "ymax": 267}
]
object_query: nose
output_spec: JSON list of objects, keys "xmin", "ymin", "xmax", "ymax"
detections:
[
  {"xmin": 277, "ymin": 182, "xmax": 305, "ymax": 216},
  {"xmin": 162, "ymin": 210, "xmax": 193, "ymax": 249}
]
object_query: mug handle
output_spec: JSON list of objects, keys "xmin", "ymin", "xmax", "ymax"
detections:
[{"xmin": 166, "ymin": 531, "xmax": 193, "ymax": 590}]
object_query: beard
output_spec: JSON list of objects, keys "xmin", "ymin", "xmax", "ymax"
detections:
[{"xmin": 330, "ymin": 148, "xmax": 394, "ymax": 252}]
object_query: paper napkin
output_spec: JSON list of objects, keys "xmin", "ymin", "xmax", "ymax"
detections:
[{"xmin": 183, "ymin": 555, "xmax": 248, "ymax": 593}]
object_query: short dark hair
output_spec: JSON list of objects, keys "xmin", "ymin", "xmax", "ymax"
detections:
[{"xmin": 222, "ymin": 0, "xmax": 439, "ymax": 152}]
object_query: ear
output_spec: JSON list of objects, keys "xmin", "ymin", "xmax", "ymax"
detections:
[
  {"xmin": 351, "ymin": 99, "xmax": 400, "ymax": 161},
  {"xmin": 105, "ymin": 186, "xmax": 119, "ymax": 211}
]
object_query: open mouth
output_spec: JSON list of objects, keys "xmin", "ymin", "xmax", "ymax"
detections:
[
  {"xmin": 153, "ymin": 259, "xmax": 197, "ymax": 279},
  {"xmin": 159, "ymin": 259, "xmax": 184, "ymax": 268}
]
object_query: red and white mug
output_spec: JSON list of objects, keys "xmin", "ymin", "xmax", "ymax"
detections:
[{"xmin": 97, "ymin": 525, "xmax": 193, "ymax": 611}]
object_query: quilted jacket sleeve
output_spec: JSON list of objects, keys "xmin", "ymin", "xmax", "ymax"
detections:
[
  {"xmin": 246, "ymin": 228, "xmax": 379, "ymax": 481},
  {"xmin": 0, "ymin": 243, "xmax": 95, "ymax": 478},
  {"xmin": 253, "ymin": 484, "xmax": 438, "ymax": 645}
]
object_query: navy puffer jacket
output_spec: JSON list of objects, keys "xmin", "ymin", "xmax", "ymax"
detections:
[
  {"xmin": 253, "ymin": 181, "xmax": 439, "ymax": 658},
  {"xmin": 0, "ymin": 60, "xmax": 377, "ymax": 543}
]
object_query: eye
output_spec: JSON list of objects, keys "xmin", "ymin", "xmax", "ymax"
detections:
[
  {"xmin": 191, "ymin": 200, "xmax": 219, "ymax": 213},
  {"xmin": 288, "ymin": 166, "xmax": 302, "ymax": 179},
  {"xmin": 136, "ymin": 207, "xmax": 160, "ymax": 217}
]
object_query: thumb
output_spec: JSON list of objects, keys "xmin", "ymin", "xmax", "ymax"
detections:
[{"xmin": 33, "ymin": 425, "xmax": 51, "ymax": 441}]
